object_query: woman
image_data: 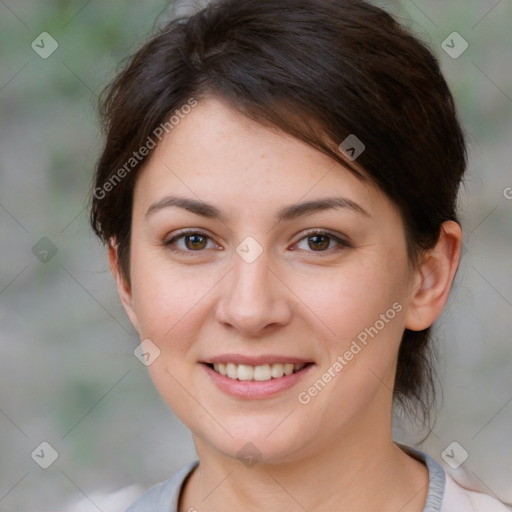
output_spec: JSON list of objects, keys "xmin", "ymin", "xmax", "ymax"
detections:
[{"xmin": 90, "ymin": 0, "xmax": 509, "ymax": 510}]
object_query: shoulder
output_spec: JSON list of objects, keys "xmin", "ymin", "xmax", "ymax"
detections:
[
  {"xmin": 398, "ymin": 444, "xmax": 509, "ymax": 512},
  {"xmin": 441, "ymin": 472, "xmax": 510, "ymax": 511},
  {"xmin": 125, "ymin": 461, "xmax": 199, "ymax": 512}
]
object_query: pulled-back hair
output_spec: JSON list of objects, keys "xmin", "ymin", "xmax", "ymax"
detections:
[{"xmin": 90, "ymin": 0, "xmax": 467, "ymax": 422}]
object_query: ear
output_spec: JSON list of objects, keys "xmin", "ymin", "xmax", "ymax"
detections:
[
  {"xmin": 108, "ymin": 239, "xmax": 141, "ymax": 333},
  {"xmin": 405, "ymin": 220, "xmax": 462, "ymax": 331}
]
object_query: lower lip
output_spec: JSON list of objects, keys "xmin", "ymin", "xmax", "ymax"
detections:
[{"xmin": 201, "ymin": 363, "xmax": 314, "ymax": 399}]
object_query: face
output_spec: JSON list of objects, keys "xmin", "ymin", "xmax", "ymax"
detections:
[{"xmin": 115, "ymin": 97, "xmax": 423, "ymax": 463}]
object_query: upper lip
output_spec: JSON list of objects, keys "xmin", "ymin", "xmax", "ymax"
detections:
[{"xmin": 202, "ymin": 354, "xmax": 313, "ymax": 366}]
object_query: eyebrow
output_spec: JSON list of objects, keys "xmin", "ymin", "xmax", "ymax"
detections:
[{"xmin": 145, "ymin": 195, "xmax": 369, "ymax": 221}]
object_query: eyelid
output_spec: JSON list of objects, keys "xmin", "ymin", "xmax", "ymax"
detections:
[
  {"xmin": 163, "ymin": 228, "xmax": 352, "ymax": 254},
  {"xmin": 164, "ymin": 228, "xmax": 211, "ymax": 243},
  {"xmin": 291, "ymin": 228, "xmax": 352, "ymax": 252},
  {"xmin": 164, "ymin": 229, "xmax": 223, "ymax": 254},
  {"xmin": 296, "ymin": 228, "xmax": 350, "ymax": 242}
]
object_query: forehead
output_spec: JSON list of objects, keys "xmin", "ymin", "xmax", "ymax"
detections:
[{"xmin": 132, "ymin": 97, "xmax": 393, "ymax": 222}]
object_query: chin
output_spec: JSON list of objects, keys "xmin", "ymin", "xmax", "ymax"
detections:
[{"xmin": 192, "ymin": 413, "xmax": 313, "ymax": 465}]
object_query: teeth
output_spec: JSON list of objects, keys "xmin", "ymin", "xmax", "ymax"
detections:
[
  {"xmin": 237, "ymin": 364, "xmax": 254, "ymax": 381},
  {"xmin": 253, "ymin": 364, "xmax": 271, "ymax": 381},
  {"xmin": 283, "ymin": 363, "xmax": 294, "ymax": 375},
  {"xmin": 226, "ymin": 362, "xmax": 238, "ymax": 379},
  {"xmin": 270, "ymin": 363, "xmax": 284, "ymax": 378},
  {"xmin": 211, "ymin": 362, "xmax": 306, "ymax": 381}
]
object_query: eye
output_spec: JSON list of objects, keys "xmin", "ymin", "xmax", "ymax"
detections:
[
  {"xmin": 293, "ymin": 230, "xmax": 351, "ymax": 253},
  {"xmin": 164, "ymin": 230, "xmax": 221, "ymax": 253}
]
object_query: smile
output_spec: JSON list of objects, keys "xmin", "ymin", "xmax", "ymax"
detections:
[
  {"xmin": 202, "ymin": 358, "xmax": 315, "ymax": 399},
  {"xmin": 209, "ymin": 362, "xmax": 307, "ymax": 381}
]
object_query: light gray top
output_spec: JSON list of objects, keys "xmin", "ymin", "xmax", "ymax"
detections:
[{"xmin": 125, "ymin": 446, "xmax": 507, "ymax": 511}]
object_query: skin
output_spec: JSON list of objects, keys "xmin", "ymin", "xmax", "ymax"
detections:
[{"xmin": 110, "ymin": 97, "xmax": 462, "ymax": 511}]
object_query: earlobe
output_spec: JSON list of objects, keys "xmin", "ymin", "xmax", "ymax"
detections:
[
  {"xmin": 108, "ymin": 240, "xmax": 141, "ymax": 333},
  {"xmin": 405, "ymin": 221, "xmax": 462, "ymax": 331}
]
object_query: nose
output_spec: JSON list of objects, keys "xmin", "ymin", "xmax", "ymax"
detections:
[{"xmin": 214, "ymin": 250, "xmax": 292, "ymax": 336}]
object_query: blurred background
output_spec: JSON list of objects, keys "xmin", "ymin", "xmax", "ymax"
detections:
[{"xmin": 0, "ymin": 0, "xmax": 510, "ymax": 510}]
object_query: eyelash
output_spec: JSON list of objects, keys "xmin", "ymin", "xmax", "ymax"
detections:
[
  {"xmin": 293, "ymin": 229, "xmax": 352, "ymax": 254},
  {"xmin": 163, "ymin": 229, "xmax": 352, "ymax": 256},
  {"xmin": 164, "ymin": 229, "xmax": 219, "ymax": 256}
]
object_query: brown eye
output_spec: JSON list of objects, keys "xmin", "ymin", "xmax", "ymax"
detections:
[
  {"xmin": 164, "ymin": 230, "xmax": 220, "ymax": 253},
  {"xmin": 184, "ymin": 234, "xmax": 208, "ymax": 250},
  {"xmin": 307, "ymin": 234, "xmax": 331, "ymax": 251},
  {"xmin": 293, "ymin": 230, "xmax": 351, "ymax": 254}
]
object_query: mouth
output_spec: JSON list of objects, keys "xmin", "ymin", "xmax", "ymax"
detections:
[
  {"xmin": 205, "ymin": 362, "xmax": 312, "ymax": 382},
  {"xmin": 200, "ymin": 355, "xmax": 315, "ymax": 399}
]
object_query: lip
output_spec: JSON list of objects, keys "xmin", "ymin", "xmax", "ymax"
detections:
[
  {"xmin": 202, "ymin": 353, "xmax": 313, "ymax": 366},
  {"xmin": 201, "ymin": 361, "xmax": 315, "ymax": 400}
]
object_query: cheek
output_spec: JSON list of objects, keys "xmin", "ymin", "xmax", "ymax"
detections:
[
  {"xmin": 290, "ymin": 257, "xmax": 405, "ymax": 344},
  {"xmin": 129, "ymin": 247, "xmax": 225, "ymax": 362},
  {"xmin": 128, "ymin": 253, "xmax": 210, "ymax": 418},
  {"xmin": 129, "ymin": 249, "xmax": 196, "ymax": 347}
]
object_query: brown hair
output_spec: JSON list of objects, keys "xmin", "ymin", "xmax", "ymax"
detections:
[{"xmin": 90, "ymin": 0, "xmax": 467, "ymax": 422}]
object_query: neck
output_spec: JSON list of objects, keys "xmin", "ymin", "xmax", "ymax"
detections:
[{"xmin": 179, "ymin": 419, "xmax": 428, "ymax": 512}]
